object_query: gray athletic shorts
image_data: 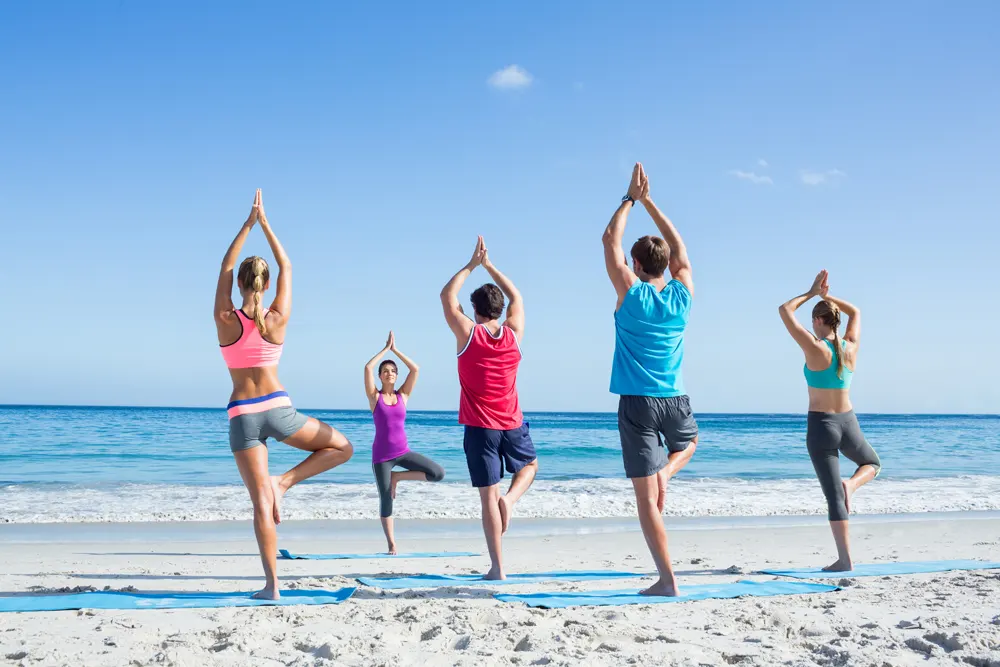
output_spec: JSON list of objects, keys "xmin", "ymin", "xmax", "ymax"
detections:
[
  {"xmin": 617, "ymin": 395, "xmax": 699, "ymax": 478},
  {"xmin": 229, "ymin": 406, "xmax": 309, "ymax": 452}
]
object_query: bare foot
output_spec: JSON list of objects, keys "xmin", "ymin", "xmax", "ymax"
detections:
[
  {"xmin": 252, "ymin": 585, "xmax": 280, "ymax": 600},
  {"xmin": 269, "ymin": 476, "xmax": 286, "ymax": 524},
  {"xmin": 482, "ymin": 566, "xmax": 506, "ymax": 581},
  {"xmin": 498, "ymin": 495, "xmax": 512, "ymax": 535},
  {"xmin": 822, "ymin": 559, "xmax": 853, "ymax": 572},
  {"xmin": 656, "ymin": 469, "xmax": 668, "ymax": 514},
  {"xmin": 842, "ymin": 480, "xmax": 853, "ymax": 515},
  {"xmin": 639, "ymin": 578, "xmax": 679, "ymax": 597}
]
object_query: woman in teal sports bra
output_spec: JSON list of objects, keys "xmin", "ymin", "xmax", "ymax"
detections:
[{"xmin": 779, "ymin": 270, "xmax": 881, "ymax": 572}]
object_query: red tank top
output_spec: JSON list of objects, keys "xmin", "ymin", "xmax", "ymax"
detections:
[{"xmin": 457, "ymin": 324, "xmax": 523, "ymax": 430}]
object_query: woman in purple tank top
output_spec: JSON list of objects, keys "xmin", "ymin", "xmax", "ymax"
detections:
[{"xmin": 364, "ymin": 331, "xmax": 445, "ymax": 554}]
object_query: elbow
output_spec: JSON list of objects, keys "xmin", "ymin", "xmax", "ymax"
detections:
[{"xmin": 601, "ymin": 228, "xmax": 614, "ymax": 245}]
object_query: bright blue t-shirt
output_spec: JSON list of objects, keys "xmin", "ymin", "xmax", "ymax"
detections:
[{"xmin": 610, "ymin": 280, "xmax": 691, "ymax": 397}]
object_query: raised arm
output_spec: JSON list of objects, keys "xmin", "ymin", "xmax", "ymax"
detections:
[
  {"xmin": 440, "ymin": 237, "xmax": 481, "ymax": 347},
  {"xmin": 821, "ymin": 294, "xmax": 861, "ymax": 344},
  {"xmin": 391, "ymin": 337, "xmax": 420, "ymax": 403},
  {"xmin": 255, "ymin": 191, "xmax": 292, "ymax": 322},
  {"xmin": 778, "ymin": 270, "xmax": 829, "ymax": 360},
  {"xmin": 480, "ymin": 240, "xmax": 524, "ymax": 341},
  {"xmin": 214, "ymin": 191, "xmax": 259, "ymax": 329},
  {"xmin": 364, "ymin": 332, "xmax": 393, "ymax": 411},
  {"xmin": 602, "ymin": 164, "xmax": 642, "ymax": 307},
  {"xmin": 638, "ymin": 164, "xmax": 693, "ymax": 294}
]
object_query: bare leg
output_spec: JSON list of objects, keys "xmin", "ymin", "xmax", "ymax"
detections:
[
  {"xmin": 632, "ymin": 474, "xmax": 679, "ymax": 596},
  {"xmin": 824, "ymin": 520, "xmax": 853, "ymax": 571},
  {"xmin": 657, "ymin": 440, "xmax": 697, "ymax": 512},
  {"xmin": 380, "ymin": 516, "xmax": 397, "ymax": 555},
  {"xmin": 478, "ymin": 484, "xmax": 504, "ymax": 579},
  {"xmin": 499, "ymin": 460, "xmax": 538, "ymax": 535},
  {"xmin": 271, "ymin": 417, "xmax": 354, "ymax": 522},
  {"xmin": 233, "ymin": 446, "xmax": 280, "ymax": 599}
]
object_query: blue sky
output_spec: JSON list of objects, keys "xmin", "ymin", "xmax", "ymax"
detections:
[{"xmin": 1, "ymin": 1, "xmax": 997, "ymax": 413}]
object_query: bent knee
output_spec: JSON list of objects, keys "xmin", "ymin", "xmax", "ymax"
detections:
[
  {"xmin": 338, "ymin": 441, "xmax": 355, "ymax": 460},
  {"xmin": 426, "ymin": 467, "xmax": 445, "ymax": 483}
]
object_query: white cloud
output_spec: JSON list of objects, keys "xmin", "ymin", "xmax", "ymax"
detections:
[
  {"xmin": 758, "ymin": 159, "xmax": 768, "ymax": 167},
  {"xmin": 800, "ymin": 169, "xmax": 846, "ymax": 186},
  {"xmin": 730, "ymin": 170, "xmax": 773, "ymax": 185},
  {"xmin": 488, "ymin": 65, "xmax": 533, "ymax": 90}
]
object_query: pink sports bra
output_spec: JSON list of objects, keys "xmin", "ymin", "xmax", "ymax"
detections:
[{"xmin": 220, "ymin": 309, "xmax": 283, "ymax": 369}]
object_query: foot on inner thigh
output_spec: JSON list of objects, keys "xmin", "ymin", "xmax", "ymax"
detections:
[
  {"xmin": 656, "ymin": 469, "xmax": 668, "ymax": 514},
  {"xmin": 270, "ymin": 476, "xmax": 286, "ymax": 524},
  {"xmin": 842, "ymin": 480, "xmax": 854, "ymax": 515},
  {"xmin": 498, "ymin": 495, "xmax": 512, "ymax": 535},
  {"xmin": 639, "ymin": 577, "xmax": 679, "ymax": 597},
  {"xmin": 390, "ymin": 472, "xmax": 399, "ymax": 500}
]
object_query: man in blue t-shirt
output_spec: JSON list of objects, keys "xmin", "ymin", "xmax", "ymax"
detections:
[{"xmin": 601, "ymin": 162, "xmax": 698, "ymax": 597}]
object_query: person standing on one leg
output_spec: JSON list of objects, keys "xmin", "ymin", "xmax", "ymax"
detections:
[
  {"xmin": 602, "ymin": 163, "xmax": 698, "ymax": 597},
  {"xmin": 440, "ymin": 236, "xmax": 538, "ymax": 580},
  {"xmin": 779, "ymin": 270, "xmax": 880, "ymax": 571},
  {"xmin": 215, "ymin": 190, "xmax": 353, "ymax": 599},
  {"xmin": 364, "ymin": 331, "xmax": 445, "ymax": 555}
]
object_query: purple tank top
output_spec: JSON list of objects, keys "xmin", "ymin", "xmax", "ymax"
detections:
[{"xmin": 372, "ymin": 393, "xmax": 409, "ymax": 463}]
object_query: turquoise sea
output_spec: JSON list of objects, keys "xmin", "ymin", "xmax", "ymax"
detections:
[{"xmin": 1, "ymin": 406, "xmax": 997, "ymax": 523}]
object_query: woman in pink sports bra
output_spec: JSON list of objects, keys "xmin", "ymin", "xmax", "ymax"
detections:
[{"xmin": 214, "ymin": 189, "xmax": 354, "ymax": 600}]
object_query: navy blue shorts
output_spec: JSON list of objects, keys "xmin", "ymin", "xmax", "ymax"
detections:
[{"xmin": 463, "ymin": 422, "xmax": 537, "ymax": 488}]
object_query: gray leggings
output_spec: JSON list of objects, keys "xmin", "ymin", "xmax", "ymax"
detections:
[
  {"xmin": 807, "ymin": 411, "xmax": 881, "ymax": 521},
  {"xmin": 372, "ymin": 451, "xmax": 445, "ymax": 517}
]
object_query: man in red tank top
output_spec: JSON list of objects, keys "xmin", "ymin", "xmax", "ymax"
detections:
[{"xmin": 440, "ymin": 236, "xmax": 538, "ymax": 580}]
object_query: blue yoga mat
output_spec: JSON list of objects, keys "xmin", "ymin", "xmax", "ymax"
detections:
[
  {"xmin": 357, "ymin": 570, "xmax": 645, "ymax": 589},
  {"xmin": 495, "ymin": 580, "xmax": 839, "ymax": 608},
  {"xmin": 279, "ymin": 549, "xmax": 479, "ymax": 560},
  {"xmin": 0, "ymin": 588, "xmax": 356, "ymax": 613},
  {"xmin": 761, "ymin": 559, "xmax": 1000, "ymax": 579}
]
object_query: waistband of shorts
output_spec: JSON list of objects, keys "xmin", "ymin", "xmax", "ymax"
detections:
[
  {"xmin": 227, "ymin": 391, "xmax": 292, "ymax": 418},
  {"xmin": 807, "ymin": 409, "xmax": 855, "ymax": 419}
]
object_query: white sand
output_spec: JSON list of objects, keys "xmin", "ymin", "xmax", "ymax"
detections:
[{"xmin": 1, "ymin": 514, "xmax": 998, "ymax": 666}]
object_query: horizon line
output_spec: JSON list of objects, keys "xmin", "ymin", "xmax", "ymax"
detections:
[{"xmin": 0, "ymin": 403, "xmax": 996, "ymax": 418}]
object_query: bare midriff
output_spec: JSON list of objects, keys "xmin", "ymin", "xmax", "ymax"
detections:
[
  {"xmin": 228, "ymin": 366, "xmax": 285, "ymax": 403},
  {"xmin": 807, "ymin": 386, "xmax": 853, "ymax": 414}
]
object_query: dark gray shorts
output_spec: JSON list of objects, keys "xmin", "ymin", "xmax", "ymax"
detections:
[
  {"xmin": 229, "ymin": 406, "xmax": 309, "ymax": 452},
  {"xmin": 617, "ymin": 395, "xmax": 698, "ymax": 478}
]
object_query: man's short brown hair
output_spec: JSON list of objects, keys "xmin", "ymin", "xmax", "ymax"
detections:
[
  {"xmin": 630, "ymin": 236, "xmax": 670, "ymax": 277},
  {"xmin": 470, "ymin": 283, "xmax": 505, "ymax": 319}
]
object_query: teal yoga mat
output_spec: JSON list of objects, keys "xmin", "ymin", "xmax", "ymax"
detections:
[
  {"xmin": 0, "ymin": 588, "xmax": 356, "ymax": 613},
  {"xmin": 761, "ymin": 559, "xmax": 1000, "ymax": 579},
  {"xmin": 279, "ymin": 549, "xmax": 479, "ymax": 560},
  {"xmin": 495, "ymin": 580, "xmax": 839, "ymax": 608},
  {"xmin": 357, "ymin": 570, "xmax": 645, "ymax": 589}
]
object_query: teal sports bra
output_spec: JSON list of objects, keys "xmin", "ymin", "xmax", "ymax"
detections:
[{"xmin": 804, "ymin": 339, "xmax": 853, "ymax": 390}]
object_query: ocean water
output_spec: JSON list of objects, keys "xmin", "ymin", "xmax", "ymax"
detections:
[{"xmin": 1, "ymin": 406, "xmax": 998, "ymax": 523}]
